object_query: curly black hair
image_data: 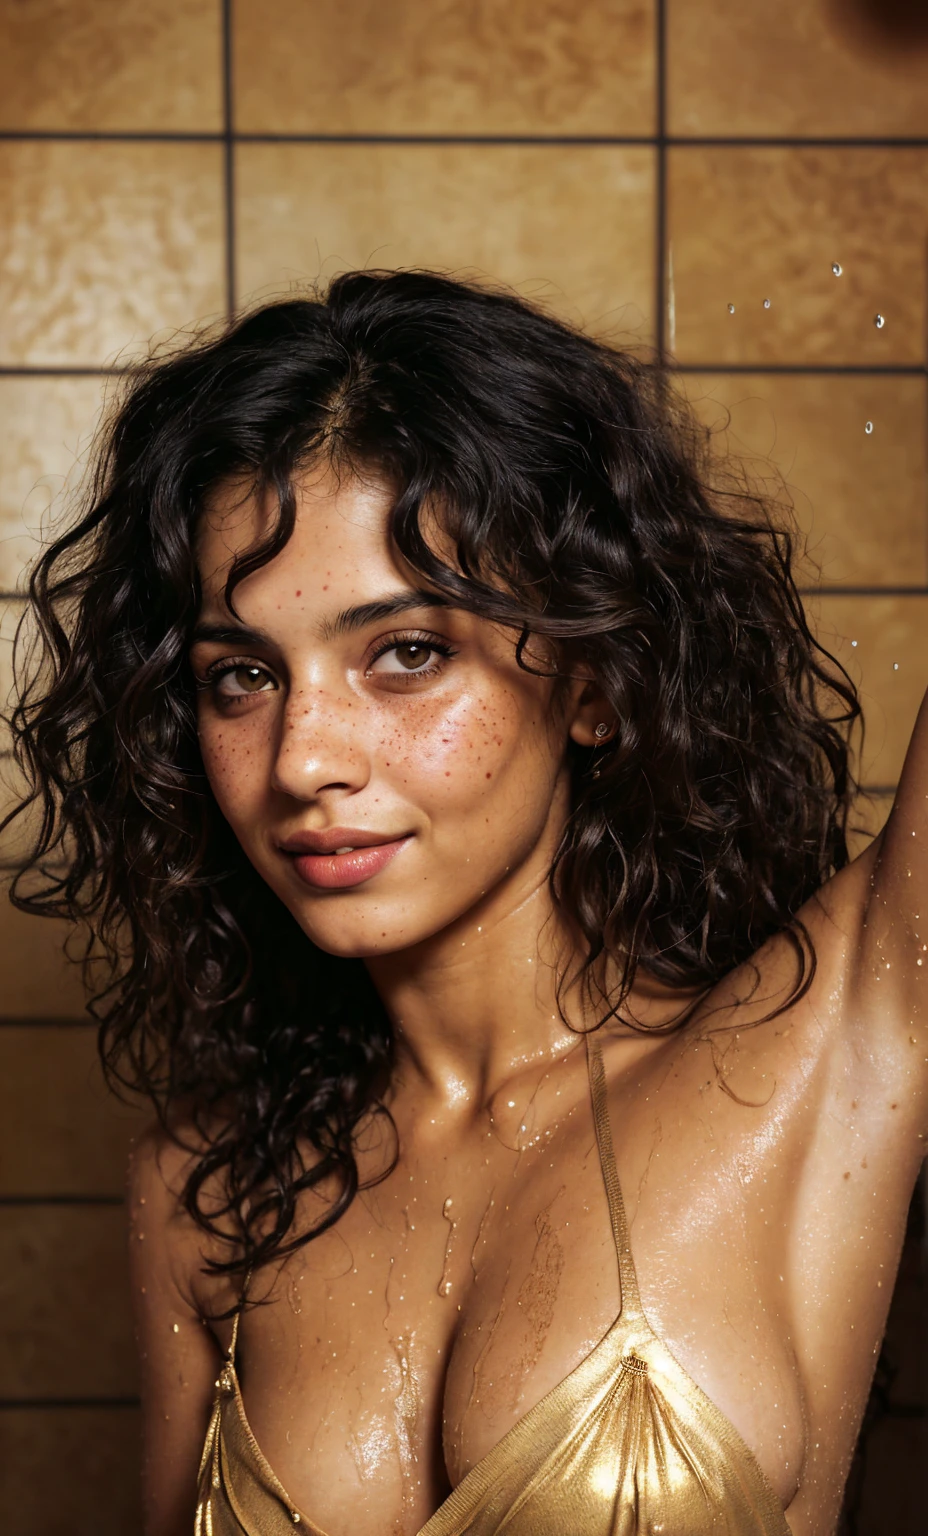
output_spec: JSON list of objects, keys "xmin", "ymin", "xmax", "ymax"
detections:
[{"xmin": 4, "ymin": 269, "xmax": 860, "ymax": 1277}]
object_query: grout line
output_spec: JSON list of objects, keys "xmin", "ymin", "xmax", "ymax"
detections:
[
  {"xmin": 0, "ymin": 1397, "xmax": 140, "ymax": 1410},
  {"xmin": 0, "ymin": 1195, "xmax": 125, "ymax": 1207},
  {"xmin": 1, "ymin": 365, "xmax": 924, "ymax": 380},
  {"xmin": 665, "ymin": 137, "xmax": 928, "ymax": 150},
  {"xmin": 0, "ymin": 1017, "xmax": 92, "ymax": 1027},
  {"xmin": 798, "ymin": 585, "xmax": 928, "ymax": 596},
  {"xmin": 222, "ymin": 0, "xmax": 236, "ymax": 318},
  {"xmin": 0, "ymin": 129, "xmax": 223, "ymax": 143},
  {"xmin": 654, "ymin": 0, "xmax": 667, "ymax": 363},
  {"xmin": 672, "ymin": 364, "xmax": 928, "ymax": 376},
  {"xmin": 924, "ymin": 252, "xmax": 928, "ymax": 583},
  {"xmin": 3, "ymin": 130, "xmax": 928, "ymax": 148},
  {"xmin": 0, "ymin": 366, "xmax": 127, "ymax": 377}
]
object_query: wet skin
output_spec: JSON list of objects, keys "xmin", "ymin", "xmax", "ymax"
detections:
[{"xmin": 132, "ymin": 465, "xmax": 928, "ymax": 1536}]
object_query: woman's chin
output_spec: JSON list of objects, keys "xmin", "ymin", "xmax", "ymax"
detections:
[{"xmin": 293, "ymin": 908, "xmax": 449, "ymax": 962}]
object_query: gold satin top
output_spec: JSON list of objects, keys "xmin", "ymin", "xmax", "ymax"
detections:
[{"xmin": 195, "ymin": 1037, "xmax": 791, "ymax": 1536}]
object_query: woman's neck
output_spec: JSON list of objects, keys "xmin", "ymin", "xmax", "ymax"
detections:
[{"xmin": 366, "ymin": 851, "xmax": 581, "ymax": 1121}]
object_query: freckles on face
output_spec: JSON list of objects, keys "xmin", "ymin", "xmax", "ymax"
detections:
[{"xmin": 191, "ymin": 465, "xmax": 572, "ymax": 957}]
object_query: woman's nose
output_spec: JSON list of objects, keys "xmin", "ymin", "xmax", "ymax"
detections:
[{"xmin": 270, "ymin": 689, "xmax": 370, "ymax": 802}]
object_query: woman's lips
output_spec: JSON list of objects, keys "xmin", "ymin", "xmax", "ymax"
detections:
[{"xmin": 288, "ymin": 837, "xmax": 411, "ymax": 891}]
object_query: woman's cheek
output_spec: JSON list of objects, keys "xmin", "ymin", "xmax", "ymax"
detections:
[
  {"xmin": 198, "ymin": 716, "xmax": 267, "ymax": 825},
  {"xmin": 386, "ymin": 690, "xmax": 523, "ymax": 801}
]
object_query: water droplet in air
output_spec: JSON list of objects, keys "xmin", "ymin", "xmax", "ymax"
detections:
[
  {"xmin": 875, "ymin": 314, "xmax": 885, "ymax": 329},
  {"xmin": 727, "ymin": 303, "xmax": 735, "ymax": 314},
  {"xmin": 865, "ymin": 421, "xmax": 874, "ymax": 434},
  {"xmin": 832, "ymin": 262, "xmax": 843, "ymax": 276},
  {"xmin": 763, "ymin": 298, "xmax": 771, "ymax": 309}
]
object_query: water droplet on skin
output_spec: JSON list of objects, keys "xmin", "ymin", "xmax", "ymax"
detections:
[
  {"xmin": 727, "ymin": 303, "xmax": 735, "ymax": 314},
  {"xmin": 851, "ymin": 639, "xmax": 858, "ymax": 647},
  {"xmin": 763, "ymin": 298, "xmax": 771, "ymax": 309},
  {"xmin": 438, "ymin": 1197, "xmax": 457, "ymax": 1296},
  {"xmin": 875, "ymin": 313, "xmax": 885, "ymax": 329},
  {"xmin": 832, "ymin": 262, "xmax": 843, "ymax": 276},
  {"xmin": 893, "ymin": 662, "xmax": 899, "ymax": 670},
  {"xmin": 172, "ymin": 1322, "xmax": 179, "ymax": 1334},
  {"xmin": 865, "ymin": 421, "xmax": 874, "ymax": 434}
]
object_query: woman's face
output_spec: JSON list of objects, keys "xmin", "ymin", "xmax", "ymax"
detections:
[{"xmin": 191, "ymin": 464, "xmax": 596, "ymax": 960}]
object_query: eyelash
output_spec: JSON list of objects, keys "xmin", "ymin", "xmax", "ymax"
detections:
[
  {"xmin": 196, "ymin": 630, "xmax": 457, "ymax": 701},
  {"xmin": 365, "ymin": 630, "xmax": 458, "ymax": 681},
  {"xmin": 196, "ymin": 657, "xmax": 274, "ymax": 703}
]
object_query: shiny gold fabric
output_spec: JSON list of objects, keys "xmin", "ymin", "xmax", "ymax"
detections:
[{"xmin": 195, "ymin": 1037, "xmax": 791, "ymax": 1535}]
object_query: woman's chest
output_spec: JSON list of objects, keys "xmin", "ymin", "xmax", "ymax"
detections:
[{"xmin": 229, "ymin": 1097, "xmax": 809, "ymax": 1535}]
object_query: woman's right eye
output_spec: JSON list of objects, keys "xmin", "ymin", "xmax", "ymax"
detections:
[{"xmin": 208, "ymin": 664, "xmax": 277, "ymax": 701}]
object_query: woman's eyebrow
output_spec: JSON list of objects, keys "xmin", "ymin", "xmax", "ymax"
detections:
[
  {"xmin": 190, "ymin": 620, "xmax": 273, "ymax": 648},
  {"xmin": 190, "ymin": 591, "xmax": 450, "ymax": 650},
  {"xmin": 320, "ymin": 589, "xmax": 450, "ymax": 640}
]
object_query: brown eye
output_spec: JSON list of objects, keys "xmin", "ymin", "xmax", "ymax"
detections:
[
  {"xmin": 394, "ymin": 643, "xmax": 431, "ymax": 670},
  {"xmin": 235, "ymin": 666, "xmax": 270, "ymax": 691},
  {"xmin": 367, "ymin": 634, "xmax": 454, "ymax": 680},
  {"xmin": 213, "ymin": 664, "xmax": 276, "ymax": 698}
]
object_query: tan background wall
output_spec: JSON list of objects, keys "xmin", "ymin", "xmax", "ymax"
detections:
[{"xmin": 1, "ymin": 2, "xmax": 926, "ymax": 1530}]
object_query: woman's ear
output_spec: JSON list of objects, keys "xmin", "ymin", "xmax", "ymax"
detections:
[{"xmin": 566, "ymin": 677, "xmax": 616, "ymax": 748}]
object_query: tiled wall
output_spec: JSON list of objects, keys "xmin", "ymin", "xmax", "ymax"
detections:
[{"xmin": 1, "ymin": 3, "xmax": 927, "ymax": 1530}]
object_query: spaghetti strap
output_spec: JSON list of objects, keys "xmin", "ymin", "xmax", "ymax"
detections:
[
  {"xmin": 227, "ymin": 1269, "xmax": 252, "ymax": 1364},
  {"xmin": 585, "ymin": 1031, "xmax": 644, "ymax": 1324}
]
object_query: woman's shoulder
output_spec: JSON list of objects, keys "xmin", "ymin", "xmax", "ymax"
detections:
[{"xmin": 127, "ymin": 1113, "xmax": 241, "ymax": 1321}]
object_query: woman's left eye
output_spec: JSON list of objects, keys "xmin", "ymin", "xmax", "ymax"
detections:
[{"xmin": 367, "ymin": 636, "xmax": 455, "ymax": 678}]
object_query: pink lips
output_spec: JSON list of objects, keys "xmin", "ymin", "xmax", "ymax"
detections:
[{"xmin": 280, "ymin": 830, "xmax": 411, "ymax": 891}]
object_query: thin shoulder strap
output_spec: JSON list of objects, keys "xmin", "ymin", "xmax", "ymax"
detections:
[
  {"xmin": 227, "ymin": 1269, "xmax": 252, "ymax": 1364},
  {"xmin": 585, "ymin": 1032, "xmax": 644, "ymax": 1323}
]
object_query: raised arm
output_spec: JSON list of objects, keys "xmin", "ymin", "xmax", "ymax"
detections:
[
  {"xmin": 128, "ymin": 1128, "xmax": 225, "ymax": 1536},
  {"xmin": 846, "ymin": 683, "xmax": 928, "ymax": 1154}
]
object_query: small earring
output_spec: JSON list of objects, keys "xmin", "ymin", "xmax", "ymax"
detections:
[{"xmin": 593, "ymin": 721, "xmax": 611, "ymax": 740}]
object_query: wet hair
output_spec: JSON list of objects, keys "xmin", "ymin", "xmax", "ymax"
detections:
[{"xmin": 5, "ymin": 269, "xmax": 859, "ymax": 1277}]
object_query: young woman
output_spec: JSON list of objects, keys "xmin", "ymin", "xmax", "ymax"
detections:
[{"xmin": 7, "ymin": 271, "xmax": 926, "ymax": 1536}]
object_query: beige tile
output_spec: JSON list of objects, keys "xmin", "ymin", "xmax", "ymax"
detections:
[
  {"xmin": 0, "ymin": 898, "xmax": 88, "ymax": 1017},
  {"xmin": 0, "ymin": 0, "xmax": 222, "ymax": 132},
  {"xmin": 0, "ymin": 376, "xmax": 110, "ymax": 593},
  {"xmin": 0, "ymin": 598, "xmax": 105, "ymax": 1018},
  {"xmin": 0, "ymin": 142, "xmax": 225, "ymax": 367},
  {"xmin": 668, "ymin": 149, "xmax": 928, "ymax": 366},
  {"xmin": 236, "ymin": 143, "xmax": 655, "ymax": 337},
  {"xmin": 234, "ymin": 0, "xmax": 655, "ymax": 136},
  {"xmin": 809, "ymin": 595, "xmax": 928, "ymax": 787},
  {"xmin": 667, "ymin": 0, "xmax": 928, "ymax": 138},
  {"xmin": 680, "ymin": 375, "xmax": 928, "ymax": 588},
  {"xmin": 0, "ymin": 1407, "xmax": 141, "ymax": 1536},
  {"xmin": 0, "ymin": 1205, "xmax": 136, "ymax": 1396},
  {"xmin": 0, "ymin": 1026, "xmax": 148, "ymax": 1197}
]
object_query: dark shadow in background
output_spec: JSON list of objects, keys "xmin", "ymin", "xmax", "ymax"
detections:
[
  {"xmin": 827, "ymin": 0, "xmax": 928, "ymax": 54},
  {"xmin": 821, "ymin": 3, "xmax": 928, "ymax": 1527},
  {"xmin": 838, "ymin": 1175, "xmax": 927, "ymax": 1533}
]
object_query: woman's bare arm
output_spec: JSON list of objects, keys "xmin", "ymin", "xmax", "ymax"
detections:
[
  {"xmin": 128, "ymin": 1126, "xmax": 225, "ymax": 1536},
  {"xmin": 845, "ymin": 684, "xmax": 928, "ymax": 1152}
]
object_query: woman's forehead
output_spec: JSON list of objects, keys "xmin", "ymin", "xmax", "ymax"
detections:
[{"xmin": 195, "ymin": 463, "xmax": 402, "ymax": 600}]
